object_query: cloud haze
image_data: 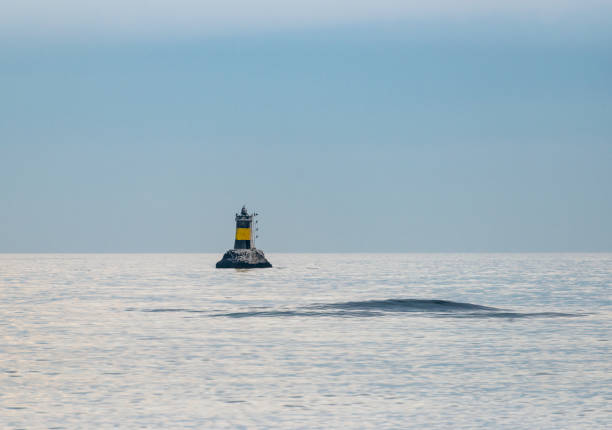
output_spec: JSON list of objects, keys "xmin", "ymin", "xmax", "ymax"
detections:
[
  {"xmin": 1, "ymin": 1, "xmax": 611, "ymax": 252},
  {"xmin": 3, "ymin": 1, "xmax": 612, "ymax": 39}
]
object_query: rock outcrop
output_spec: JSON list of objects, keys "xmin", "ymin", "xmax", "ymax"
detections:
[{"xmin": 215, "ymin": 248, "xmax": 272, "ymax": 269}]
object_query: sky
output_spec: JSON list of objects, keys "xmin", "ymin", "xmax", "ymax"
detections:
[{"xmin": 1, "ymin": 1, "xmax": 611, "ymax": 252}]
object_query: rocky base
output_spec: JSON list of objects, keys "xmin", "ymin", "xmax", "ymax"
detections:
[{"xmin": 215, "ymin": 248, "xmax": 272, "ymax": 269}]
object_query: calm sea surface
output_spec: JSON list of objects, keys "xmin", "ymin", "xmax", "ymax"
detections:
[{"xmin": 1, "ymin": 253, "xmax": 610, "ymax": 429}]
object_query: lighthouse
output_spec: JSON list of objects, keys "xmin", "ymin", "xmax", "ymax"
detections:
[
  {"xmin": 234, "ymin": 205, "xmax": 254, "ymax": 249},
  {"xmin": 216, "ymin": 205, "xmax": 272, "ymax": 268}
]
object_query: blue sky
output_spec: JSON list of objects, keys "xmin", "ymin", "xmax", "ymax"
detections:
[{"xmin": 1, "ymin": 2, "xmax": 611, "ymax": 252}]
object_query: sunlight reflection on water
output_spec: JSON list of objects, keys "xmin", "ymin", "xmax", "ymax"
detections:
[{"xmin": 1, "ymin": 253, "xmax": 611, "ymax": 429}]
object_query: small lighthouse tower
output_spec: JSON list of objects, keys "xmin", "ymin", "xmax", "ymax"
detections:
[
  {"xmin": 216, "ymin": 205, "xmax": 272, "ymax": 268},
  {"xmin": 234, "ymin": 205, "xmax": 255, "ymax": 250}
]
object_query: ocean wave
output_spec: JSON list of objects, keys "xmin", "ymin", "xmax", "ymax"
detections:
[
  {"xmin": 136, "ymin": 298, "xmax": 583, "ymax": 319},
  {"xmin": 313, "ymin": 298, "xmax": 498, "ymax": 312}
]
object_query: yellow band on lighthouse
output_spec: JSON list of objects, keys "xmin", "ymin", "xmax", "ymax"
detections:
[{"xmin": 235, "ymin": 228, "xmax": 251, "ymax": 240}]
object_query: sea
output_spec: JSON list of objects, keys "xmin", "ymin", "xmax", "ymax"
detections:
[{"xmin": 1, "ymin": 253, "xmax": 610, "ymax": 429}]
